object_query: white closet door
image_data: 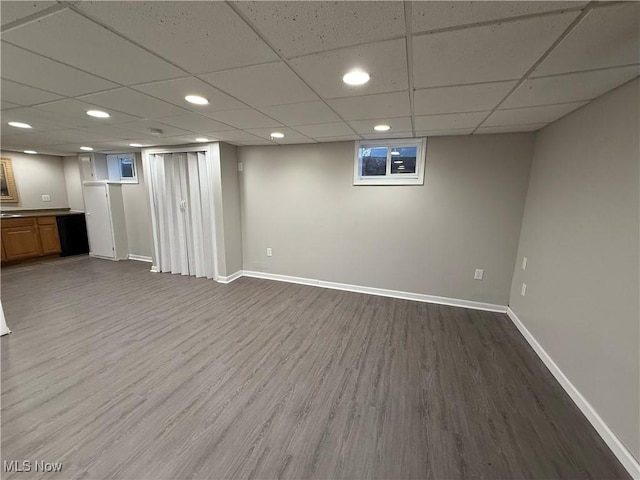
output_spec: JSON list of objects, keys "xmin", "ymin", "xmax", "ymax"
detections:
[{"xmin": 83, "ymin": 184, "xmax": 114, "ymax": 258}]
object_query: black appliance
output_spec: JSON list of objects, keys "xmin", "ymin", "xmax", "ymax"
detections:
[{"xmin": 56, "ymin": 214, "xmax": 90, "ymax": 257}]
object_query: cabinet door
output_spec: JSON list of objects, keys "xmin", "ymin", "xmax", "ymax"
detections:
[
  {"xmin": 83, "ymin": 185, "xmax": 115, "ymax": 258},
  {"xmin": 1, "ymin": 226, "xmax": 42, "ymax": 260},
  {"xmin": 38, "ymin": 223, "xmax": 61, "ymax": 254}
]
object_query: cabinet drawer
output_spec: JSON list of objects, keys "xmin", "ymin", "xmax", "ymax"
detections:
[
  {"xmin": 1, "ymin": 226, "xmax": 42, "ymax": 260},
  {"xmin": 37, "ymin": 216, "xmax": 57, "ymax": 225},
  {"xmin": 1, "ymin": 217, "xmax": 36, "ymax": 228}
]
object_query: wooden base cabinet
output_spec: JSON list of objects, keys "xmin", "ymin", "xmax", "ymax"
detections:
[
  {"xmin": 37, "ymin": 217, "xmax": 61, "ymax": 255},
  {"xmin": 1, "ymin": 216, "xmax": 61, "ymax": 262}
]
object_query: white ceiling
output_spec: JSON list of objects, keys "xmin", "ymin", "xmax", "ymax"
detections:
[{"xmin": 0, "ymin": 1, "xmax": 638, "ymax": 156}]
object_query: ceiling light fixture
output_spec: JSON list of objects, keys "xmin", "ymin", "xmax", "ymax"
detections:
[
  {"xmin": 270, "ymin": 132, "xmax": 285, "ymax": 139},
  {"xmin": 391, "ymin": 151, "xmax": 400, "ymax": 156},
  {"xmin": 342, "ymin": 69, "xmax": 370, "ymax": 86},
  {"xmin": 24, "ymin": 150, "xmax": 38, "ymax": 154},
  {"xmin": 195, "ymin": 137, "xmax": 209, "ymax": 142},
  {"xmin": 398, "ymin": 166, "xmax": 406, "ymax": 170},
  {"xmin": 8, "ymin": 121, "xmax": 31, "ymax": 129},
  {"xmin": 129, "ymin": 143, "xmax": 143, "ymax": 147},
  {"xmin": 393, "ymin": 160, "xmax": 403, "ymax": 164},
  {"xmin": 86, "ymin": 110, "xmax": 110, "ymax": 118},
  {"xmin": 185, "ymin": 95, "xmax": 209, "ymax": 105},
  {"xmin": 374, "ymin": 124, "xmax": 391, "ymax": 132},
  {"xmin": 150, "ymin": 128, "xmax": 163, "ymax": 137},
  {"xmin": 80, "ymin": 146, "xmax": 94, "ymax": 151}
]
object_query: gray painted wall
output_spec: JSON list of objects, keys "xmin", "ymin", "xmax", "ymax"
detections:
[
  {"xmin": 63, "ymin": 156, "xmax": 85, "ymax": 211},
  {"xmin": 509, "ymin": 78, "xmax": 640, "ymax": 461},
  {"xmin": 121, "ymin": 153, "xmax": 153, "ymax": 259},
  {"xmin": 238, "ymin": 134, "xmax": 534, "ymax": 306},
  {"xmin": 1, "ymin": 151, "xmax": 68, "ymax": 210}
]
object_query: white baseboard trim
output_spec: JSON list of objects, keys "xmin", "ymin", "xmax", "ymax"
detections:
[
  {"xmin": 150, "ymin": 265, "xmax": 159, "ymax": 273},
  {"xmin": 506, "ymin": 307, "xmax": 640, "ymax": 479},
  {"xmin": 128, "ymin": 254, "xmax": 152, "ymax": 263},
  {"xmin": 241, "ymin": 270, "xmax": 507, "ymax": 313},
  {"xmin": 217, "ymin": 271, "xmax": 243, "ymax": 284}
]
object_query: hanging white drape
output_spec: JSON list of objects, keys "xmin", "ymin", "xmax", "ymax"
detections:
[{"xmin": 147, "ymin": 151, "xmax": 216, "ymax": 279}]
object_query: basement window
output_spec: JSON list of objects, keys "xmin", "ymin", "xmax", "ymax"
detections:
[
  {"xmin": 353, "ymin": 138, "xmax": 427, "ymax": 185},
  {"xmin": 107, "ymin": 153, "xmax": 138, "ymax": 184}
]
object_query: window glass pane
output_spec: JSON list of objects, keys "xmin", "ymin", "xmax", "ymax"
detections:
[
  {"xmin": 390, "ymin": 146, "xmax": 417, "ymax": 174},
  {"xmin": 359, "ymin": 147, "xmax": 388, "ymax": 176},
  {"xmin": 119, "ymin": 157, "xmax": 134, "ymax": 178}
]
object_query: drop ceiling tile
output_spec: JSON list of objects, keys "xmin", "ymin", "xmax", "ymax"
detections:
[
  {"xmin": 133, "ymin": 77, "xmax": 246, "ymax": 113},
  {"xmin": 348, "ymin": 117, "xmax": 412, "ymax": 135},
  {"xmin": 412, "ymin": 11, "xmax": 579, "ymax": 88},
  {"xmin": 158, "ymin": 113, "xmax": 235, "ymax": 133},
  {"xmin": 74, "ymin": 1, "xmax": 279, "ymax": 74},
  {"xmin": 276, "ymin": 138, "xmax": 317, "ymax": 145},
  {"xmin": 2, "ymin": 106, "xmax": 68, "ymax": 130},
  {"xmin": 289, "ymin": 39, "xmax": 408, "ymax": 98},
  {"xmin": 258, "ymin": 101, "xmax": 341, "ymax": 126},
  {"xmin": 360, "ymin": 131, "xmax": 413, "ymax": 140},
  {"xmin": 201, "ymin": 109, "xmax": 281, "ymax": 129},
  {"xmin": 533, "ymin": 3, "xmax": 640, "ymax": 76},
  {"xmin": 415, "ymin": 128, "xmax": 475, "ymax": 137},
  {"xmin": 234, "ymin": 1, "xmax": 405, "ymax": 58},
  {"xmin": 198, "ymin": 130, "xmax": 265, "ymax": 142},
  {"xmin": 1, "ymin": 1, "xmax": 58, "ymax": 26},
  {"xmin": 414, "ymin": 81, "xmax": 516, "ymax": 115},
  {"xmin": 34, "ymin": 99, "xmax": 141, "ymax": 127},
  {"xmin": 1, "ymin": 42, "xmax": 118, "ymax": 96},
  {"xmin": 484, "ymin": 101, "xmax": 588, "ymax": 126},
  {"xmin": 115, "ymin": 120, "xmax": 193, "ymax": 138},
  {"xmin": 294, "ymin": 122, "xmax": 355, "ymax": 138},
  {"xmin": 476, "ymin": 123, "xmax": 547, "ymax": 134},
  {"xmin": 199, "ymin": 62, "xmax": 318, "ymax": 108},
  {"xmin": 412, "ymin": 2, "xmax": 585, "ymax": 33},
  {"xmin": 1, "ymin": 128, "xmax": 112, "ymax": 146},
  {"xmin": 1, "ymin": 101, "xmax": 20, "ymax": 110},
  {"xmin": 244, "ymin": 127, "xmax": 310, "ymax": 141},
  {"xmin": 502, "ymin": 66, "xmax": 640, "ymax": 109},
  {"xmin": 1, "ymin": 79, "xmax": 63, "ymax": 106},
  {"xmin": 77, "ymin": 124, "xmax": 146, "ymax": 140},
  {"xmin": 311, "ymin": 135, "xmax": 360, "ymax": 142},
  {"xmin": 79, "ymin": 88, "xmax": 189, "ymax": 119},
  {"xmin": 327, "ymin": 91, "xmax": 410, "ymax": 121},
  {"xmin": 414, "ymin": 112, "xmax": 488, "ymax": 131},
  {"xmin": 3, "ymin": 10, "xmax": 185, "ymax": 85}
]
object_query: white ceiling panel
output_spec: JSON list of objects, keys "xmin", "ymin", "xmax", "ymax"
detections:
[
  {"xmin": 414, "ymin": 81, "xmax": 516, "ymax": 115},
  {"xmin": 476, "ymin": 123, "xmax": 547, "ymax": 135},
  {"xmin": 244, "ymin": 127, "xmax": 310, "ymax": 141},
  {"xmin": 414, "ymin": 112, "xmax": 488, "ymax": 131},
  {"xmin": 484, "ymin": 101, "xmax": 588, "ymax": 127},
  {"xmin": 1, "ymin": 42, "xmax": 118, "ymax": 96},
  {"xmin": 79, "ymin": 88, "xmax": 189, "ymax": 119},
  {"xmin": 412, "ymin": 11, "xmax": 579, "ymax": 88},
  {"xmin": 361, "ymin": 131, "xmax": 413, "ymax": 140},
  {"xmin": 200, "ymin": 130, "xmax": 265, "ymax": 143},
  {"xmin": 258, "ymin": 101, "xmax": 341, "ymax": 126},
  {"xmin": 1, "ymin": 128, "xmax": 112, "ymax": 146},
  {"xmin": 532, "ymin": 3, "xmax": 640, "ymax": 77},
  {"xmin": 77, "ymin": 124, "xmax": 149, "ymax": 140},
  {"xmin": 348, "ymin": 117, "xmax": 412, "ymax": 135},
  {"xmin": 310, "ymin": 135, "xmax": 361, "ymax": 142},
  {"xmin": 199, "ymin": 62, "xmax": 318, "ymax": 108},
  {"xmin": 114, "ymin": 120, "xmax": 193, "ymax": 138},
  {"xmin": 1, "ymin": 101, "xmax": 20, "ymax": 110},
  {"xmin": 415, "ymin": 128, "xmax": 475, "ymax": 137},
  {"xmin": 290, "ymin": 39, "xmax": 408, "ymax": 98},
  {"xmin": 158, "ymin": 114, "xmax": 235, "ymax": 133},
  {"xmin": 2, "ymin": 10, "xmax": 185, "ymax": 85},
  {"xmin": 2, "ymin": 106, "xmax": 68, "ymax": 131},
  {"xmin": 294, "ymin": 122, "xmax": 356, "ymax": 138},
  {"xmin": 327, "ymin": 91, "xmax": 410, "ymax": 121},
  {"xmin": 1, "ymin": 79, "xmax": 63, "ymax": 106},
  {"xmin": 133, "ymin": 77, "xmax": 246, "ymax": 113},
  {"xmin": 412, "ymin": 1, "xmax": 585, "ymax": 33},
  {"xmin": 73, "ymin": 1, "xmax": 279, "ymax": 74},
  {"xmin": 34, "ymin": 99, "xmax": 141, "ymax": 127},
  {"xmin": 201, "ymin": 109, "xmax": 282, "ymax": 129},
  {"xmin": 234, "ymin": 1, "xmax": 405, "ymax": 58},
  {"xmin": 1, "ymin": 1, "xmax": 58, "ymax": 26},
  {"xmin": 502, "ymin": 66, "xmax": 640, "ymax": 109}
]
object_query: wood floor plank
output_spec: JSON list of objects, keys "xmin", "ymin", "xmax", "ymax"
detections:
[{"xmin": 0, "ymin": 257, "xmax": 630, "ymax": 479}]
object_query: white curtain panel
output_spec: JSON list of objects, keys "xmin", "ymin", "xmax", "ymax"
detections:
[{"xmin": 148, "ymin": 151, "xmax": 216, "ymax": 279}]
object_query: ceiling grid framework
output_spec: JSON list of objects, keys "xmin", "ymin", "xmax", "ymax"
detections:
[{"xmin": 0, "ymin": 0, "xmax": 637, "ymax": 155}]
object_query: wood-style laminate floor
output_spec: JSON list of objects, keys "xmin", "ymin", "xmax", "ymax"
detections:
[{"xmin": 0, "ymin": 257, "xmax": 629, "ymax": 480}]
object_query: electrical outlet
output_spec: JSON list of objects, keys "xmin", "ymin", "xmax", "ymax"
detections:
[
  {"xmin": 238, "ymin": 162, "xmax": 243, "ymax": 172},
  {"xmin": 521, "ymin": 283, "xmax": 527, "ymax": 296},
  {"xmin": 522, "ymin": 257, "xmax": 528, "ymax": 270},
  {"xmin": 266, "ymin": 247, "xmax": 272, "ymax": 257},
  {"xmin": 474, "ymin": 269, "xmax": 484, "ymax": 280},
  {"xmin": 41, "ymin": 194, "xmax": 51, "ymax": 202}
]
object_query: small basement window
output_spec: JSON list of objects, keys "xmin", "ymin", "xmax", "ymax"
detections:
[
  {"xmin": 107, "ymin": 153, "xmax": 138, "ymax": 184},
  {"xmin": 353, "ymin": 138, "xmax": 427, "ymax": 185}
]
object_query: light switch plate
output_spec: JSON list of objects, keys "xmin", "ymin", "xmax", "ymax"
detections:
[
  {"xmin": 42, "ymin": 194, "xmax": 51, "ymax": 202},
  {"xmin": 474, "ymin": 269, "xmax": 484, "ymax": 280},
  {"xmin": 522, "ymin": 257, "xmax": 528, "ymax": 270}
]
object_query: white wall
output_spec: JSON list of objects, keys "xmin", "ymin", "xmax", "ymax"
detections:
[
  {"xmin": 238, "ymin": 134, "xmax": 534, "ymax": 306},
  {"xmin": 63, "ymin": 155, "xmax": 85, "ymax": 211},
  {"xmin": 510, "ymin": 78, "xmax": 640, "ymax": 462},
  {"xmin": 1, "ymin": 151, "xmax": 68, "ymax": 210},
  {"xmin": 121, "ymin": 153, "xmax": 153, "ymax": 259}
]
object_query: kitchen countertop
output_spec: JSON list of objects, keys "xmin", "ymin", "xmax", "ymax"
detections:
[{"xmin": 0, "ymin": 209, "xmax": 85, "ymax": 218}]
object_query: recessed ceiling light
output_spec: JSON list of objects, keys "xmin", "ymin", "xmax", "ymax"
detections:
[
  {"xmin": 185, "ymin": 95, "xmax": 209, "ymax": 105},
  {"xmin": 86, "ymin": 110, "xmax": 110, "ymax": 118},
  {"xmin": 391, "ymin": 151, "xmax": 400, "ymax": 156},
  {"xmin": 24, "ymin": 150, "xmax": 38, "ymax": 154},
  {"xmin": 195, "ymin": 137, "xmax": 209, "ymax": 142},
  {"xmin": 80, "ymin": 146, "xmax": 93, "ymax": 151},
  {"xmin": 270, "ymin": 132, "xmax": 285, "ymax": 139},
  {"xmin": 129, "ymin": 143, "xmax": 143, "ymax": 147},
  {"xmin": 8, "ymin": 121, "xmax": 31, "ymax": 129},
  {"xmin": 342, "ymin": 69, "xmax": 370, "ymax": 86},
  {"xmin": 374, "ymin": 124, "xmax": 391, "ymax": 132},
  {"xmin": 393, "ymin": 160, "xmax": 403, "ymax": 164}
]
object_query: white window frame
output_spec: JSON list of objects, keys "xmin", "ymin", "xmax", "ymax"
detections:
[
  {"xmin": 107, "ymin": 153, "xmax": 138, "ymax": 184},
  {"xmin": 353, "ymin": 137, "xmax": 427, "ymax": 186}
]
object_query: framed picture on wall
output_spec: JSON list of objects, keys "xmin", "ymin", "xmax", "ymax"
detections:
[{"xmin": 0, "ymin": 157, "xmax": 19, "ymax": 203}]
